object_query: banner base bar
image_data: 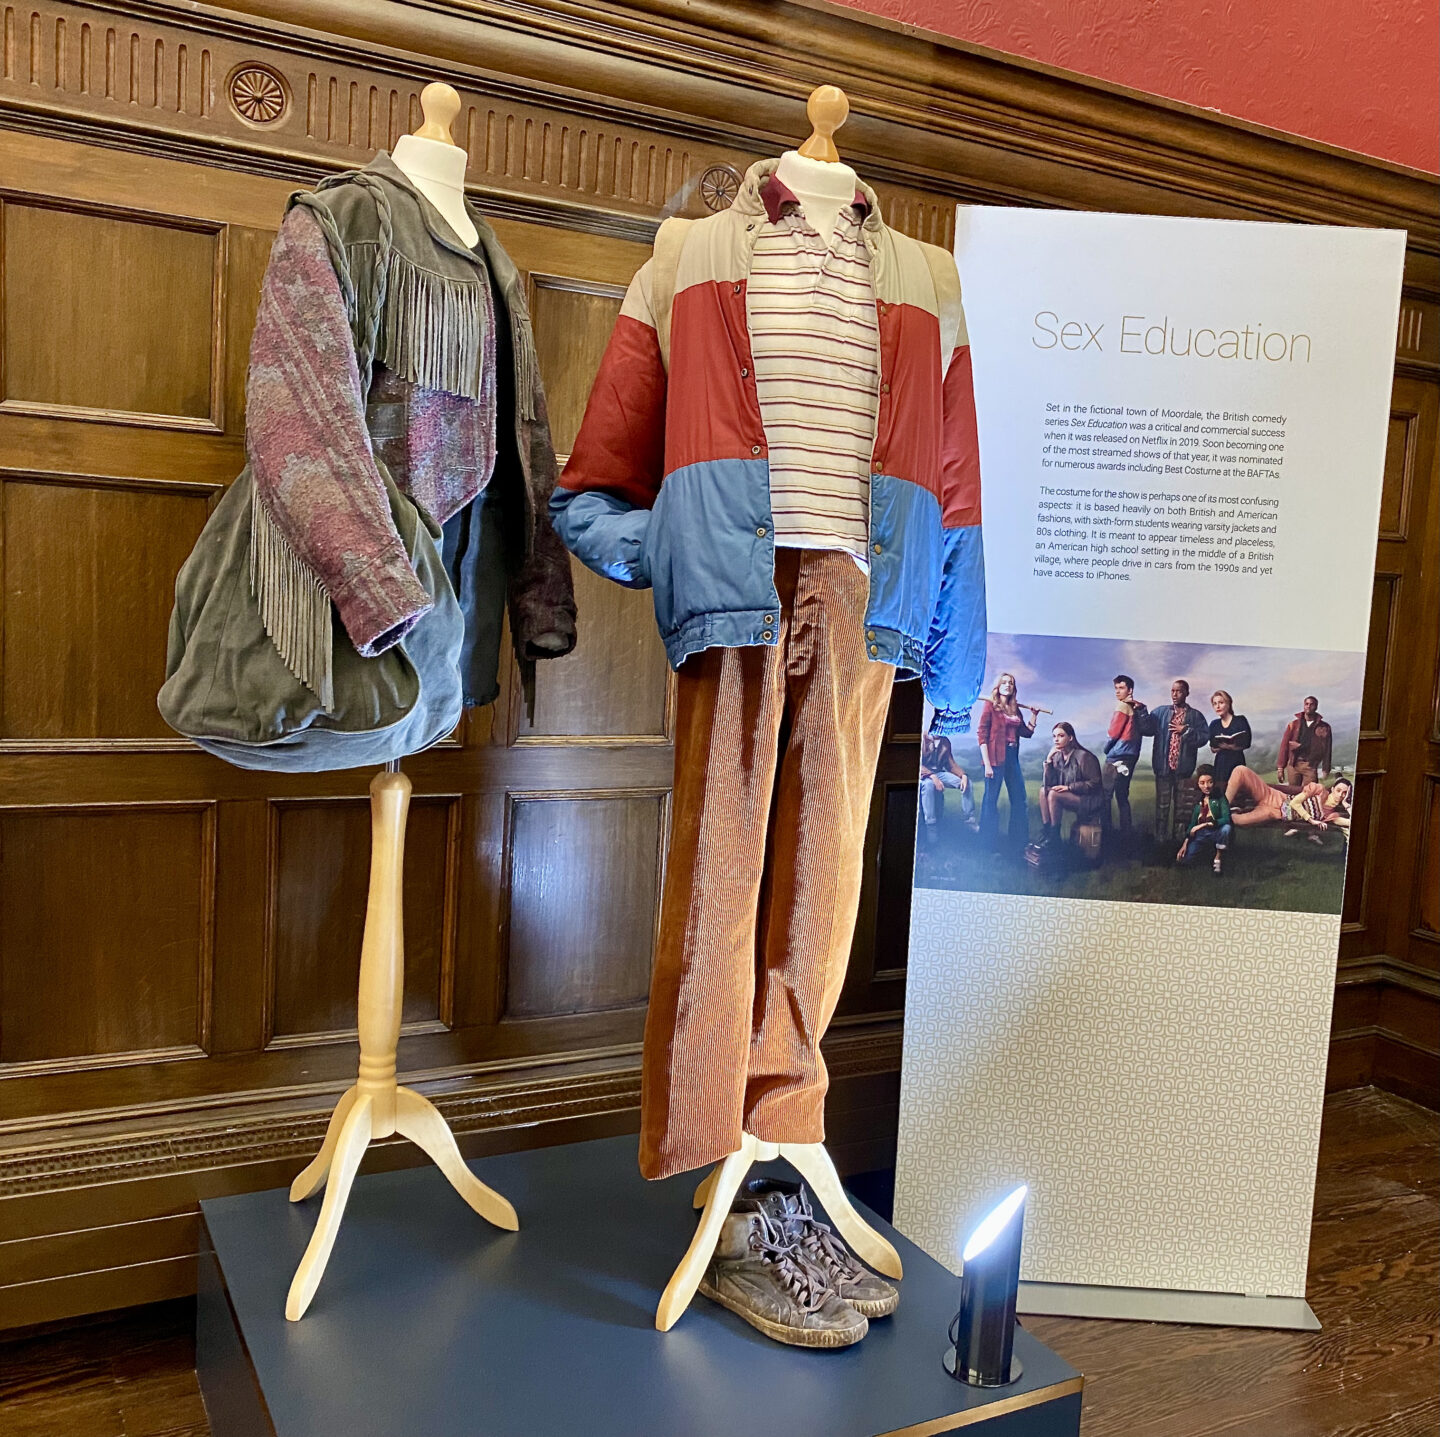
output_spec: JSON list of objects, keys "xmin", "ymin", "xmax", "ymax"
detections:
[{"xmin": 1017, "ymin": 1281, "xmax": 1321, "ymax": 1331}]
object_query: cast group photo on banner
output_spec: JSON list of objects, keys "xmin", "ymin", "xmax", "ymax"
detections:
[{"xmin": 914, "ymin": 633, "xmax": 1363, "ymax": 913}]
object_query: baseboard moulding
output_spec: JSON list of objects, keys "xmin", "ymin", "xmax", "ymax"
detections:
[{"xmin": 1018, "ymin": 1280, "xmax": 1320, "ymax": 1331}]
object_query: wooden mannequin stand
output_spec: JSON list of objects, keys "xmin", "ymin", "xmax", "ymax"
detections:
[{"xmin": 285, "ymin": 764, "xmax": 518, "ymax": 1321}]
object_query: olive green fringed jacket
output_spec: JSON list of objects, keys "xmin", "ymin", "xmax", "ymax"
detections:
[{"xmin": 245, "ymin": 151, "xmax": 576, "ymax": 709}]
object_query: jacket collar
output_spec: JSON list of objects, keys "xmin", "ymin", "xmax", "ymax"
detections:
[
  {"xmin": 731, "ymin": 157, "xmax": 884, "ymax": 239},
  {"xmin": 361, "ymin": 152, "xmax": 526, "ymax": 305},
  {"xmin": 350, "ymin": 151, "xmax": 541, "ymax": 424},
  {"xmin": 363, "ymin": 150, "xmax": 491, "ymax": 267}
]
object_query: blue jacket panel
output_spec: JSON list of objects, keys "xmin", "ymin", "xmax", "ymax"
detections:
[{"xmin": 551, "ymin": 461, "xmax": 985, "ymax": 732}]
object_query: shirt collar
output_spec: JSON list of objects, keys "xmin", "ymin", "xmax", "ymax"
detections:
[
  {"xmin": 759, "ymin": 172, "xmax": 870, "ymax": 226},
  {"xmin": 733, "ymin": 158, "xmax": 883, "ymax": 235}
]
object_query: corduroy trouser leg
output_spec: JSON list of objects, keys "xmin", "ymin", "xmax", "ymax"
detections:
[{"xmin": 638, "ymin": 549, "xmax": 894, "ymax": 1180}]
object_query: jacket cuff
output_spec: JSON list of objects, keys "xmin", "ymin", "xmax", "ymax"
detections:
[
  {"xmin": 508, "ymin": 519, "xmax": 579, "ymax": 660},
  {"xmin": 333, "ymin": 551, "xmax": 434, "ymax": 657},
  {"xmin": 931, "ymin": 706, "xmax": 973, "ymax": 737},
  {"xmin": 513, "ymin": 604, "xmax": 578, "ymax": 661}
]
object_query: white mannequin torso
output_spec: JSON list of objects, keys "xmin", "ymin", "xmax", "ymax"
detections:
[
  {"xmin": 390, "ymin": 134, "xmax": 478, "ymax": 248},
  {"xmin": 773, "ymin": 149, "xmax": 860, "ymax": 244}
]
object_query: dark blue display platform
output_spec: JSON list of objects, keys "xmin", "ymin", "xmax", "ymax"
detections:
[{"xmin": 198, "ymin": 1134, "xmax": 1081, "ymax": 1437}]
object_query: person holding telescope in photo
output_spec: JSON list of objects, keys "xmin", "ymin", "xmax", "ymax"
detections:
[{"xmin": 976, "ymin": 672, "xmax": 1048, "ymax": 854}]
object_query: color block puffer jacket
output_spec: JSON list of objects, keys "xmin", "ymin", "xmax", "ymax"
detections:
[{"xmin": 551, "ymin": 158, "xmax": 986, "ymax": 733}]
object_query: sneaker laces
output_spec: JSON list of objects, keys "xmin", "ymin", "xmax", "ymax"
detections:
[
  {"xmin": 800, "ymin": 1221, "xmax": 863, "ymax": 1280},
  {"xmin": 747, "ymin": 1209, "xmax": 833, "ymax": 1313},
  {"xmin": 788, "ymin": 1190, "xmax": 863, "ymax": 1281}
]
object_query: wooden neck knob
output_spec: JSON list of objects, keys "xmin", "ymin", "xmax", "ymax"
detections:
[
  {"xmin": 414, "ymin": 82, "xmax": 462, "ymax": 145},
  {"xmin": 797, "ymin": 85, "xmax": 849, "ymax": 163}
]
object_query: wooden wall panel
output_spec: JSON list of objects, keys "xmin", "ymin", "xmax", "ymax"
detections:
[
  {"xmin": 873, "ymin": 783, "xmax": 918, "ymax": 975},
  {"xmin": 1378, "ymin": 406, "xmax": 1418, "ymax": 541},
  {"xmin": 0, "ymin": 201, "xmax": 220, "ymax": 425},
  {"xmin": 1409, "ymin": 783, "xmax": 1440, "ymax": 982},
  {"xmin": 267, "ymin": 797, "xmax": 456, "ymax": 1042},
  {"xmin": 0, "ymin": 805, "xmax": 211, "ymax": 1065},
  {"xmin": 1359, "ymin": 574, "xmax": 1397, "ymax": 738},
  {"xmin": 529, "ymin": 279, "xmax": 625, "ymax": 454},
  {"xmin": 519, "ymin": 562, "xmax": 671, "ymax": 741},
  {"xmin": 521, "ymin": 276, "xmax": 672, "ymax": 741},
  {"xmin": 1340, "ymin": 773, "xmax": 1381, "ymax": 933},
  {"xmin": 1336, "ymin": 364, "xmax": 1440, "ymax": 1107},
  {"xmin": 0, "ymin": 474, "xmax": 215, "ymax": 740},
  {"xmin": 1416, "ymin": 782, "xmax": 1440, "ymax": 942},
  {"xmin": 887, "ymin": 678, "xmax": 924, "ymax": 743},
  {"xmin": 505, "ymin": 794, "xmax": 662, "ymax": 1018}
]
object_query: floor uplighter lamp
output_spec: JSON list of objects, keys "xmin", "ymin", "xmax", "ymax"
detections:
[{"xmin": 944, "ymin": 1184, "xmax": 1028, "ymax": 1386}]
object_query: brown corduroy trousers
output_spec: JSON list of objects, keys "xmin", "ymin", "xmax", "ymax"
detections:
[{"xmin": 639, "ymin": 549, "xmax": 894, "ymax": 1180}]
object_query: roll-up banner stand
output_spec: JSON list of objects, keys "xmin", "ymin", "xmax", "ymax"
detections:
[{"xmin": 894, "ymin": 210, "xmax": 1405, "ymax": 1329}]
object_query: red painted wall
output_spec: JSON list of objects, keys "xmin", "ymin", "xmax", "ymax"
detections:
[{"xmin": 833, "ymin": 0, "xmax": 1439, "ymax": 174}]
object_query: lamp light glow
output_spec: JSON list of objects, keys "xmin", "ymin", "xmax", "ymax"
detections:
[
  {"xmin": 944, "ymin": 1184, "xmax": 1028, "ymax": 1387},
  {"xmin": 962, "ymin": 1185, "xmax": 1027, "ymax": 1262}
]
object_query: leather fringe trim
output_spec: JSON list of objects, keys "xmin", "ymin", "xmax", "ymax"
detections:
[
  {"xmin": 506, "ymin": 287, "xmax": 539, "ymax": 422},
  {"xmin": 250, "ymin": 493, "xmax": 334, "ymax": 710},
  {"xmin": 378, "ymin": 253, "xmax": 489, "ymax": 402}
]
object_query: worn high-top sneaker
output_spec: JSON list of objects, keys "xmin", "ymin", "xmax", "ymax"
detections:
[
  {"xmin": 698, "ymin": 1208, "xmax": 868, "ymax": 1348},
  {"xmin": 738, "ymin": 1178, "xmax": 900, "ymax": 1319}
]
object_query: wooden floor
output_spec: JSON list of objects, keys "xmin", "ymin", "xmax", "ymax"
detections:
[
  {"xmin": 0, "ymin": 1087, "xmax": 1433, "ymax": 1437},
  {"xmin": 1026, "ymin": 1087, "xmax": 1439, "ymax": 1437}
]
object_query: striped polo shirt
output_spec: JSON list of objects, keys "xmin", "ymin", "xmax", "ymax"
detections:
[{"xmin": 747, "ymin": 192, "xmax": 879, "ymax": 565}]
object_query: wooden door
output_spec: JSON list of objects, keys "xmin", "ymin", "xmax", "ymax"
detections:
[{"xmin": 1333, "ymin": 300, "xmax": 1440, "ymax": 1104}]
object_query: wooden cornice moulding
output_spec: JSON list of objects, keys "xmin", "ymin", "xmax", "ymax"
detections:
[{"xmin": 1, "ymin": 0, "xmax": 1434, "ymax": 258}]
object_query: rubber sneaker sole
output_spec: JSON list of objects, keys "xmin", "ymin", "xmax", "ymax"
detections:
[
  {"xmin": 845, "ymin": 1289, "xmax": 899, "ymax": 1319},
  {"xmin": 697, "ymin": 1277, "xmax": 868, "ymax": 1348}
]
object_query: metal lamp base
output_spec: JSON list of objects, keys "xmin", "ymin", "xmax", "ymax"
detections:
[{"xmin": 943, "ymin": 1346, "xmax": 1023, "ymax": 1387}]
